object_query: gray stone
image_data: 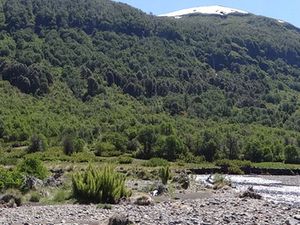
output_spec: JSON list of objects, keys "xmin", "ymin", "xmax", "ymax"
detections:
[
  {"xmin": 108, "ymin": 214, "xmax": 132, "ymax": 225},
  {"xmin": 293, "ymin": 215, "xmax": 300, "ymax": 220}
]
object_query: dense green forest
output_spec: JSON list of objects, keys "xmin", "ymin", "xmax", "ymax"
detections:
[{"xmin": 0, "ymin": 0, "xmax": 300, "ymax": 164}]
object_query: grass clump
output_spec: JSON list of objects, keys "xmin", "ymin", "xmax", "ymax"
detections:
[
  {"xmin": 118, "ymin": 156, "xmax": 133, "ymax": 164},
  {"xmin": 52, "ymin": 189, "xmax": 69, "ymax": 203},
  {"xmin": 72, "ymin": 165, "xmax": 131, "ymax": 204},
  {"xmin": 29, "ymin": 192, "xmax": 41, "ymax": 202},
  {"xmin": 159, "ymin": 166, "xmax": 171, "ymax": 185},
  {"xmin": 143, "ymin": 158, "xmax": 169, "ymax": 167}
]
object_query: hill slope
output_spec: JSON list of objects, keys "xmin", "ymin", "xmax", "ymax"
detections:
[{"xmin": 0, "ymin": 0, "xmax": 299, "ymax": 163}]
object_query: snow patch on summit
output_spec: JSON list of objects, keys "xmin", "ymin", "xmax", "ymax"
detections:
[{"xmin": 159, "ymin": 5, "xmax": 248, "ymax": 18}]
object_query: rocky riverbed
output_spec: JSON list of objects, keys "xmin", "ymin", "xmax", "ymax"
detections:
[{"xmin": 1, "ymin": 189, "xmax": 300, "ymax": 225}]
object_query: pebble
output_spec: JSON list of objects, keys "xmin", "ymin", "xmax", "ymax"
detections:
[{"xmin": 0, "ymin": 191, "xmax": 299, "ymax": 225}]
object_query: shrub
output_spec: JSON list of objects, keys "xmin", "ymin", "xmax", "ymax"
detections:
[
  {"xmin": 17, "ymin": 158, "xmax": 48, "ymax": 180},
  {"xmin": 284, "ymin": 145, "xmax": 300, "ymax": 164},
  {"xmin": 29, "ymin": 192, "xmax": 41, "ymax": 202},
  {"xmin": 0, "ymin": 167, "xmax": 23, "ymax": 191},
  {"xmin": 215, "ymin": 159, "xmax": 251, "ymax": 174},
  {"xmin": 159, "ymin": 166, "xmax": 170, "ymax": 185},
  {"xmin": 75, "ymin": 138, "xmax": 85, "ymax": 152},
  {"xmin": 63, "ymin": 136, "xmax": 75, "ymax": 156},
  {"xmin": 94, "ymin": 142, "xmax": 121, "ymax": 157},
  {"xmin": 228, "ymin": 165, "xmax": 244, "ymax": 175},
  {"xmin": 27, "ymin": 134, "xmax": 47, "ymax": 153},
  {"xmin": 52, "ymin": 189, "xmax": 68, "ymax": 203},
  {"xmin": 143, "ymin": 158, "xmax": 169, "ymax": 167},
  {"xmin": 158, "ymin": 135, "xmax": 185, "ymax": 161},
  {"xmin": 118, "ymin": 156, "xmax": 133, "ymax": 164},
  {"xmin": 72, "ymin": 165, "xmax": 131, "ymax": 204},
  {"xmin": 71, "ymin": 151, "xmax": 95, "ymax": 163},
  {"xmin": 63, "ymin": 136, "xmax": 85, "ymax": 156},
  {"xmin": 179, "ymin": 152, "xmax": 205, "ymax": 164}
]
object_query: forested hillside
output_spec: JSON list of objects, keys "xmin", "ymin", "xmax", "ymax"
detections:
[{"xmin": 0, "ymin": 0, "xmax": 300, "ymax": 163}]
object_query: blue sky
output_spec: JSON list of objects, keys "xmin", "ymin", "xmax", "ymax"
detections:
[{"xmin": 115, "ymin": 0, "xmax": 300, "ymax": 28}]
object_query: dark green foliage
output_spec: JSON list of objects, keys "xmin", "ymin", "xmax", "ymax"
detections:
[
  {"xmin": 0, "ymin": 61, "xmax": 53, "ymax": 95},
  {"xmin": 159, "ymin": 135, "xmax": 184, "ymax": 161},
  {"xmin": 63, "ymin": 136, "xmax": 75, "ymax": 156},
  {"xmin": 159, "ymin": 166, "xmax": 170, "ymax": 185},
  {"xmin": 284, "ymin": 145, "xmax": 300, "ymax": 164},
  {"xmin": 27, "ymin": 134, "xmax": 47, "ymax": 153},
  {"xmin": 199, "ymin": 130, "xmax": 219, "ymax": 162},
  {"xmin": 137, "ymin": 126, "xmax": 158, "ymax": 159},
  {"xmin": 244, "ymin": 141, "xmax": 264, "ymax": 163},
  {"xmin": 0, "ymin": 0, "xmax": 299, "ymax": 164},
  {"xmin": 72, "ymin": 165, "xmax": 131, "ymax": 204},
  {"xmin": 63, "ymin": 135, "xmax": 85, "ymax": 156}
]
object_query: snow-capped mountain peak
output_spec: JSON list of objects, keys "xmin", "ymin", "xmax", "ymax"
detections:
[{"xmin": 159, "ymin": 5, "xmax": 249, "ymax": 18}]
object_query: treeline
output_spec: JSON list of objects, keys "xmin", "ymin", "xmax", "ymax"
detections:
[{"xmin": 0, "ymin": 0, "xmax": 300, "ymax": 164}]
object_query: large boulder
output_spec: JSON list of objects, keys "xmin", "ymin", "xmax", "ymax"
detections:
[
  {"xmin": 0, "ymin": 192, "xmax": 22, "ymax": 208},
  {"xmin": 172, "ymin": 172, "xmax": 190, "ymax": 189},
  {"xmin": 239, "ymin": 186, "xmax": 262, "ymax": 199},
  {"xmin": 21, "ymin": 176, "xmax": 43, "ymax": 190},
  {"xmin": 108, "ymin": 214, "xmax": 133, "ymax": 225},
  {"xmin": 133, "ymin": 194, "xmax": 154, "ymax": 206}
]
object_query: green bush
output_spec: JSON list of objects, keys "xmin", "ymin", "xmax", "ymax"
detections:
[
  {"xmin": 179, "ymin": 152, "xmax": 205, "ymax": 164},
  {"xmin": 52, "ymin": 189, "xmax": 68, "ymax": 203},
  {"xmin": 228, "ymin": 165, "xmax": 244, "ymax": 175},
  {"xmin": 29, "ymin": 192, "xmax": 41, "ymax": 202},
  {"xmin": 94, "ymin": 142, "xmax": 121, "ymax": 157},
  {"xmin": 118, "ymin": 156, "xmax": 133, "ymax": 164},
  {"xmin": 75, "ymin": 138, "xmax": 85, "ymax": 152},
  {"xmin": 143, "ymin": 158, "xmax": 169, "ymax": 167},
  {"xmin": 284, "ymin": 145, "xmax": 300, "ymax": 164},
  {"xmin": 17, "ymin": 158, "xmax": 48, "ymax": 180},
  {"xmin": 0, "ymin": 167, "xmax": 23, "ymax": 191},
  {"xmin": 63, "ymin": 136, "xmax": 76, "ymax": 156},
  {"xmin": 72, "ymin": 165, "xmax": 131, "ymax": 204},
  {"xmin": 27, "ymin": 134, "xmax": 47, "ymax": 153},
  {"xmin": 159, "ymin": 166, "xmax": 170, "ymax": 185},
  {"xmin": 215, "ymin": 159, "xmax": 250, "ymax": 174},
  {"xmin": 71, "ymin": 151, "xmax": 96, "ymax": 163}
]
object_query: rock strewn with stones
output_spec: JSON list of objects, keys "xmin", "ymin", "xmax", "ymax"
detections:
[{"xmin": 0, "ymin": 190, "xmax": 300, "ymax": 225}]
